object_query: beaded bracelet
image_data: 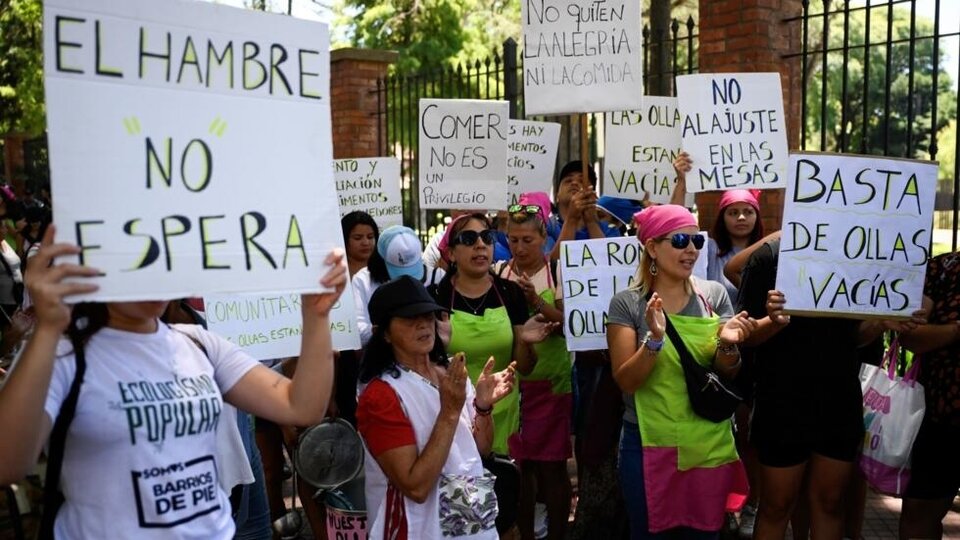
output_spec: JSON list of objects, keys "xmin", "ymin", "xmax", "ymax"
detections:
[{"xmin": 474, "ymin": 399, "xmax": 493, "ymax": 416}]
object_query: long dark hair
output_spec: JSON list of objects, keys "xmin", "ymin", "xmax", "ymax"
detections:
[
  {"xmin": 367, "ymin": 249, "xmax": 391, "ymax": 284},
  {"xmin": 713, "ymin": 208, "xmax": 764, "ymax": 257},
  {"xmin": 341, "ymin": 211, "xmax": 380, "ymax": 246},
  {"xmin": 445, "ymin": 212, "xmax": 492, "ymax": 276},
  {"xmin": 64, "ymin": 303, "xmax": 109, "ymax": 353},
  {"xmin": 358, "ymin": 315, "xmax": 449, "ymax": 383}
]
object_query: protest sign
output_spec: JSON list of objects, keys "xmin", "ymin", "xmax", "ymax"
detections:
[
  {"xmin": 419, "ymin": 99, "xmax": 509, "ymax": 210},
  {"xmin": 604, "ymin": 97, "xmax": 683, "ymax": 203},
  {"xmin": 508, "ymin": 120, "xmax": 561, "ymax": 204},
  {"xmin": 560, "ymin": 237, "xmax": 640, "ymax": 351},
  {"xmin": 44, "ymin": 0, "xmax": 336, "ymax": 301},
  {"xmin": 205, "ymin": 285, "xmax": 361, "ymax": 360},
  {"xmin": 676, "ymin": 73, "xmax": 788, "ymax": 193},
  {"xmin": 521, "ymin": 0, "xmax": 642, "ymax": 115},
  {"xmin": 335, "ymin": 157, "xmax": 403, "ymax": 228},
  {"xmin": 775, "ymin": 152, "xmax": 937, "ymax": 319}
]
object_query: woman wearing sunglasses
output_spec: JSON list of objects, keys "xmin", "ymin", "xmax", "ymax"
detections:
[
  {"xmin": 607, "ymin": 205, "xmax": 757, "ymax": 540},
  {"xmin": 432, "ymin": 213, "xmax": 556, "ymax": 458},
  {"xmin": 493, "ymin": 198, "xmax": 571, "ymax": 540}
]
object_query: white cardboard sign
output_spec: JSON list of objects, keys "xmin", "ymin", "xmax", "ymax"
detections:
[
  {"xmin": 335, "ymin": 157, "xmax": 403, "ymax": 229},
  {"xmin": 508, "ymin": 120, "xmax": 561, "ymax": 204},
  {"xmin": 604, "ymin": 97, "xmax": 683, "ymax": 203},
  {"xmin": 676, "ymin": 73, "xmax": 789, "ymax": 193},
  {"xmin": 419, "ymin": 99, "xmax": 509, "ymax": 210},
  {"xmin": 521, "ymin": 0, "xmax": 643, "ymax": 115},
  {"xmin": 775, "ymin": 153, "xmax": 937, "ymax": 319},
  {"xmin": 205, "ymin": 285, "xmax": 361, "ymax": 360},
  {"xmin": 44, "ymin": 0, "xmax": 336, "ymax": 301},
  {"xmin": 560, "ymin": 237, "xmax": 640, "ymax": 351}
]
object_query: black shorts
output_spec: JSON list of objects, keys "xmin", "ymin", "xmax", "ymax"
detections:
[
  {"xmin": 751, "ymin": 397, "xmax": 864, "ymax": 468},
  {"xmin": 905, "ymin": 418, "xmax": 960, "ymax": 500}
]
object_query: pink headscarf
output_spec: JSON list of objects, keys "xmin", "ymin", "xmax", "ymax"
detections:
[
  {"xmin": 438, "ymin": 214, "xmax": 473, "ymax": 264},
  {"xmin": 633, "ymin": 204, "xmax": 698, "ymax": 244},
  {"xmin": 516, "ymin": 191, "xmax": 551, "ymax": 225},
  {"xmin": 718, "ymin": 189, "xmax": 761, "ymax": 212}
]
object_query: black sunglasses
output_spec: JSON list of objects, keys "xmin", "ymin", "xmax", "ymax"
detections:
[
  {"xmin": 659, "ymin": 233, "xmax": 705, "ymax": 250},
  {"xmin": 453, "ymin": 229, "xmax": 496, "ymax": 247}
]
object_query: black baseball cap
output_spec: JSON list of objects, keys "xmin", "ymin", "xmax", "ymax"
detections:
[{"xmin": 368, "ymin": 275, "xmax": 448, "ymax": 327}]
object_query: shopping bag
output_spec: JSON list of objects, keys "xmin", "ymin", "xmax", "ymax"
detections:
[{"xmin": 859, "ymin": 338, "xmax": 925, "ymax": 497}]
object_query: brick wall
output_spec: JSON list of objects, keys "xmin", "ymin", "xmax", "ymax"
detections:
[
  {"xmin": 330, "ymin": 49, "xmax": 397, "ymax": 159},
  {"xmin": 696, "ymin": 0, "xmax": 803, "ymax": 233}
]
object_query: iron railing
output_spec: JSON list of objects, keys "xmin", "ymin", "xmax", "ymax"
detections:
[
  {"xmin": 784, "ymin": 0, "xmax": 960, "ymax": 251},
  {"xmin": 376, "ymin": 20, "xmax": 699, "ymax": 239}
]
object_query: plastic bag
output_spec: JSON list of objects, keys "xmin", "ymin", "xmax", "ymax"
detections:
[{"xmin": 859, "ymin": 338, "xmax": 925, "ymax": 497}]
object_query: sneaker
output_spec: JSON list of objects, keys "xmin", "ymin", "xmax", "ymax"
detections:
[
  {"xmin": 534, "ymin": 503, "xmax": 549, "ymax": 539},
  {"xmin": 739, "ymin": 504, "xmax": 757, "ymax": 539}
]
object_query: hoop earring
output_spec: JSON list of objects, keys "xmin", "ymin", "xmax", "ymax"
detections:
[{"xmin": 650, "ymin": 260, "xmax": 658, "ymax": 276}]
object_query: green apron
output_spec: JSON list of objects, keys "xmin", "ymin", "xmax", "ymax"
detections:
[
  {"xmin": 633, "ymin": 313, "xmax": 738, "ymax": 470},
  {"xmin": 526, "ymin": 288, "xmax": 572, "ymax": 394},
  {"xmin": 448, "ymin": 303, "xmax": 519, "ymax": 455}
]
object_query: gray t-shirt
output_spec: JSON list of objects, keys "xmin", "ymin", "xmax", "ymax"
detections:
[{"xmin": 606, "ymin": 277, "xmax": 734, "ymax": 424}]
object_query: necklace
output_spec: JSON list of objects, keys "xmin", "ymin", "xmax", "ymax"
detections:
[
  {"xmin": 457, "ymin": 287, "xmax": 491, "ymax": 315},
  {"xmin": 396, "ymin": 363, "xmax": 439, "ymax": 389}
]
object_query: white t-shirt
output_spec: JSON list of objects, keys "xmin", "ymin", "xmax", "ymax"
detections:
[{"xmin": 41, "ymin": 323, "xmax": 259, "ymax": 539}]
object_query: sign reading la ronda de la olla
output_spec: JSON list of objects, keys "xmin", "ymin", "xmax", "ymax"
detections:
[{"xmin": 44, "ymin": 0, "xmax": 340, "ymax": 301}]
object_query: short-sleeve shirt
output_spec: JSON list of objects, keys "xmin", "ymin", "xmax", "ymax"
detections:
[
  {"xmin": 736, "ymin": 239, "xmax": 862, "ymax": 436},
  {"xmin": 606, "ymin": 277, "xmax": 734, "ymax": 424},
  {"xmin": 35, "ymin": 323, "xmax": 259, "ymax": 539},
  {"xmin": 356, "ymin": 379, "xmax": 418, "ymax": 456},
  {"xmin": 431, "ymin": 274, "xmax": 529, "ymax": 326},
  {"xmin": 706, "ymin": 239, "xmax": 741, "ymax": 305},
  {"xmin": 918, "ymin": 252, "xmax": 960, "ymax": 426}
]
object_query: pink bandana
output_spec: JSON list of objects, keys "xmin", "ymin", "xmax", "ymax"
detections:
[
  {"xmin": 633, "ymin": 204, "xmax": 698, "ymax": 244},
  {"xmin": 718, "ymin": 189, "xmax": 761, "ymax": 212}
]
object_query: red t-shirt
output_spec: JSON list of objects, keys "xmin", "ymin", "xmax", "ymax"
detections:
[{"xmin": 357, "ymin": 379, "xmax": 417, "ymax": 456}]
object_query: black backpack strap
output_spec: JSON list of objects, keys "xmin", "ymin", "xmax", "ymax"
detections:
[
  {"xmin": 39, "ymin": 337, "xmax": 87, "ymax": 540},
  {"xmin": 169, "ymin": 325, "xmax": 245, "ymax": 515}
]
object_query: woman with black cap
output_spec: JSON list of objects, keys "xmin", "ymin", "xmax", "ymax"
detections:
[{"xmin": 356, "ymin": 275, "xmax": 518, "ymax": 540}]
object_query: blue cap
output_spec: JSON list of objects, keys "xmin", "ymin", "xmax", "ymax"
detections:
[
  {"xmin": 377, "ymin": 226, "xmax": 425, "ymax": 280},
  {"xmin": 596, "ymin": 196, "xmax": 641, "ymax": 227}
]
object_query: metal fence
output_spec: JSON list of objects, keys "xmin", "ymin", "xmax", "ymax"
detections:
[
  {"xmin": 376, "ymin": 19, "xmax": 699, "ymax": 239},
  {"xmin": 784, "ymin": 0, "xmax": 960, "ymax": 251}
]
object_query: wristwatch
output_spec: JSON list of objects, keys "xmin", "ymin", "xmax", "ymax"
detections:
[{"xmin": 642, "ymin": 331, "xmax": 664, "ymax": 352}]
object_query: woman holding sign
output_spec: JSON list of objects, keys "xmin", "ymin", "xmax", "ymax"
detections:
[
  {"xmin": 0, "ymin": 227, "xmax": 347, "ymax": 539},
  {"xmin": 607, "ymin": 205, "xmax": 757, "ymax": 539},
  {"xmin": 494, "ymin": 198, "xmax": 571, "ymax": 540}
]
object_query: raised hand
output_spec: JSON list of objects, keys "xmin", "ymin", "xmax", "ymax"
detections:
[
  {"xmin": 644, "ymin": 292, "xmax": 666, "ymax": 340},
  {"xmin": 303, "ymin": 248, "xmax": 347, "ymax": 318},
  {"xmin": 439, "ymin": 353, "xmax": 468, "ymax": 416},
  {"xmin": 718, "ymin": 311, "xmax": 759, "ymax": 345},
  {"xmin": 517, "ymin": 272, "xmax": 540, "ymax": 307},
  {"xmin": 475, "ymin": 357, "xmax": 516, "ymax": 409},
  {"xmin": 520, "ymin": 313, "xmax": 559, "ymax": 344},
  {"xmin": 25, "ymin": 226, "xmax": 100, "ymax": 334}
]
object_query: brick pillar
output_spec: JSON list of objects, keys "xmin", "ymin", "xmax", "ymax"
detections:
[
  {"xmin": 330, "ymin": 48, "xmax": 398, "ymax": 159},
  {"xmin": 695, "ymin": 0, "xmax": 803, "ymax": 233}
]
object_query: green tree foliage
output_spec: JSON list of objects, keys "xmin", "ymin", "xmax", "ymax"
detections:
[
  {"xmin": 332, "ymin": 0, "xmax": 519, "ymax": 74},
  {"xmin": 804, "ymin": 4, "xmax": 957, "ymax": 165},
  {"xmin": 0, "ymin": 0, "xmax": 44, "ymax": 136}
]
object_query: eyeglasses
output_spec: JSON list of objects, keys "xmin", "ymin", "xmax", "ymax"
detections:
[
  {"xmin": 658, "ymin": 233, "xmax": 705, "ymax": 250},
  {"xmin": 453, "ymin": 229, "xmax": 496, "ymax": 247},
  {"xmin": 508, "ymin": 204, "xmax": 542, "ymax": 215}
]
